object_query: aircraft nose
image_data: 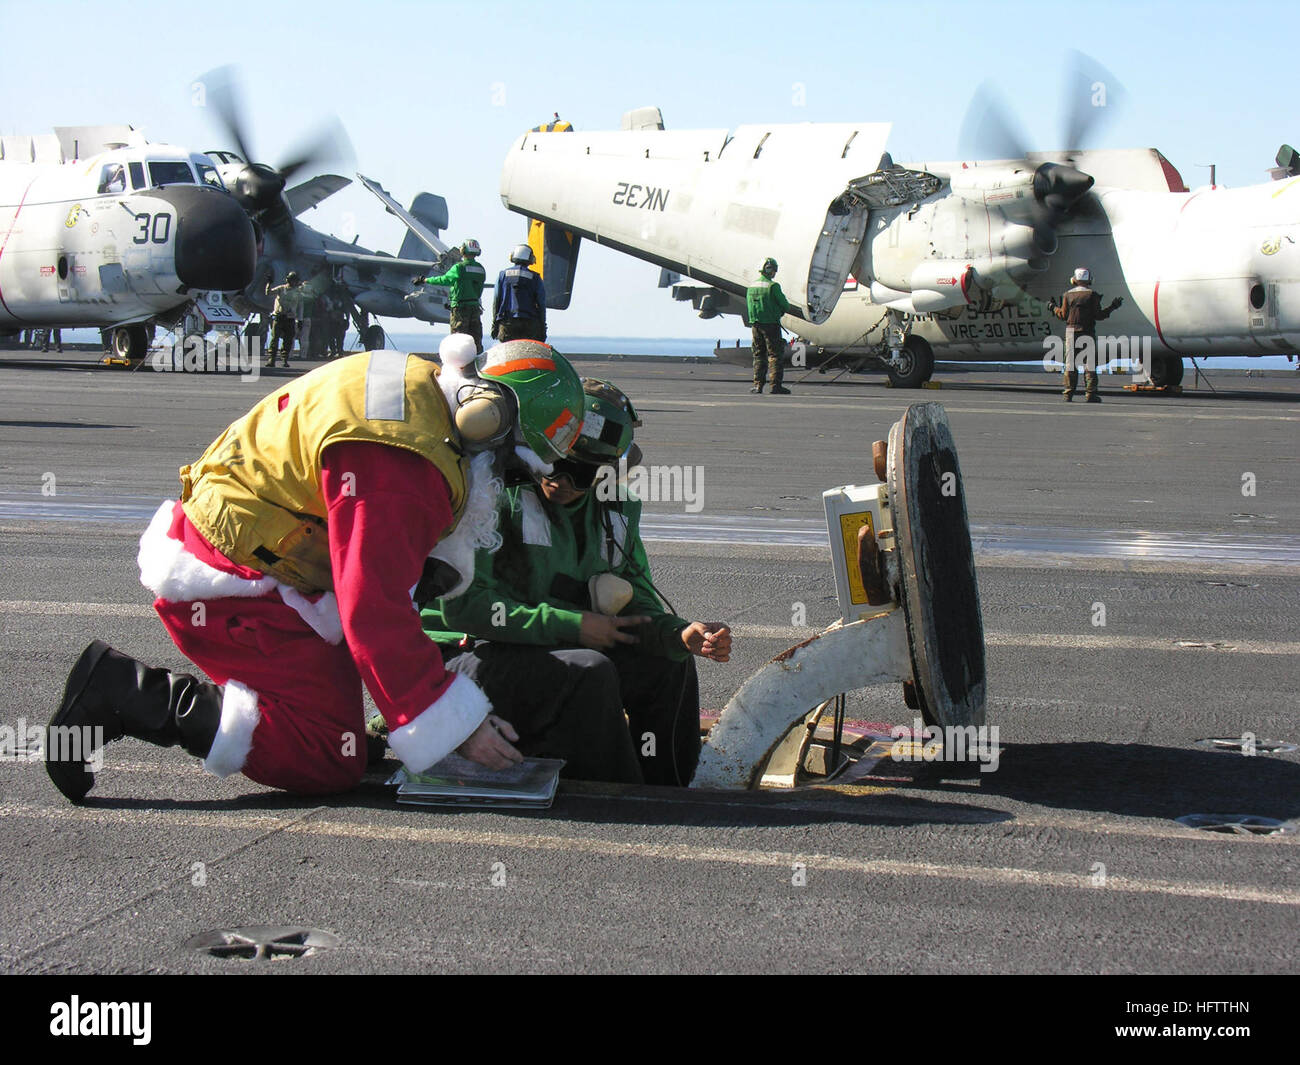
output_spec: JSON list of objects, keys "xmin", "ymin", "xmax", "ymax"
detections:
[{"xmin": 142, "ymin": 186, "xmax": 257, "ymax": 291}]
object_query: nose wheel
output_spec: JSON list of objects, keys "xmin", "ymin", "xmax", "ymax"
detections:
[{"xmin": 885, "ymin": 335, "xmax": 934, "ymax": 389}]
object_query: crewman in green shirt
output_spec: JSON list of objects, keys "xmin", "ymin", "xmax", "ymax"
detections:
[
  {"xmin": 745, "ymin": 257, "xmax": 791, "ymax": 395},
  {"xmin": 414, "ymin": 239, "xmax": 488, "ymax": 353},
  {"xmin": 420, "ymin": 378, "xmax": 733, "ymax": 784}
]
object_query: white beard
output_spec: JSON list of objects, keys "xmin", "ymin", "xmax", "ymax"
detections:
[{"xmin": 426, "ymin": 451, "xmax": 504, "ymax": 599}]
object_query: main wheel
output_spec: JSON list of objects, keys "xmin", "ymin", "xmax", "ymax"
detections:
[
  {"xmin": 362, "ymin": 324, "xmax": 386, "ymax": 350},
  {"xmin": 1149, "ymin": 353, "xmax": 1184, "ymax": 387},
  {"xmin": 112, "ymin": 324, "xmax": 149, "ymax": 360},
  {"xmin": 885, "ymin": 335, "xmax": 934, "ymax": 389}
]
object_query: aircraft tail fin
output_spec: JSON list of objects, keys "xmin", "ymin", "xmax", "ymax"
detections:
[
  {"xmin": 398, "ymin": 193, "xmax": 451, "ymax": 262},
  {"xmin": 527, "ymin": 218, "xmax": 581, "ymax": 310},
  {"xmin": 525, "ymin": 116, "xmax": 581, "ymax": 309}
]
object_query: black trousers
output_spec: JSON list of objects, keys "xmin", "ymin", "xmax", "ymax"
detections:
[
  {"xmin": 441, "ymin": 641, "xmax": 701, "ymax": 786},
  {"xmin": 496, "ymin": 317, "xmax": 546, "ymax": 343},
  {"xmin": 269, "ymin": 314, "xmax": 296, "ymax": 358}
]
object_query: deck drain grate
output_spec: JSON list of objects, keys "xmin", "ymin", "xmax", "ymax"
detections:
[
  {"xmin": 1195, "ymin": 737, "xmax": 1297, "ymax": 755},
  {"xmin": 185, "ymin": 925, "xmax": 341, "ymax": 961},
  {"xmin": 1175, "ymin": 814, "xmax": 1292, "ymax": 836}
]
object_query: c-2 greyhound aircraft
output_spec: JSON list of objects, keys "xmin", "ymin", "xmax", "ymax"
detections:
[
  {"xmin": 499, "ymin": 84, "xmax": 1300, "ymax": 387},
  {"xmin": 0, "ymin": 125, "xmax": 256, "ymax": 358}
]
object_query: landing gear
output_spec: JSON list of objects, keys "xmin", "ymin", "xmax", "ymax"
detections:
[
  {"xmin": 111, "ymin": 324, "xmax": 149, "ymax": 361},
  {"xmin": 362, "ymin": 324, "xmax": 386, "ymax": 350},
  {"xmin": 1149, "ymin": 353, "xmax": 1185, "ymax": 387},
  {"xmin": 885, "ymin": 335, "xmax": 934, "ymax": 389}
]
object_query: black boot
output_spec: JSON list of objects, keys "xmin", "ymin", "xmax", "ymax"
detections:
[{"xmin": 45, "ymin": 641, "xmax": 223, "ymax": 803}]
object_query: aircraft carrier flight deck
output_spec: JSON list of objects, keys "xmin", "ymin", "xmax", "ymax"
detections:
[{"xmin": 1, "ymin": 347, "xmax": 1297, "ymax": 974}]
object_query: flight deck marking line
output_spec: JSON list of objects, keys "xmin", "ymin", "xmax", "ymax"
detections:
[
  {"xmin": 7, "ymin": 804, "xmax": 328, "ymax": 965},
  {"xmin": 2, "ymin": 802, "xmax": 1296, "ymax": 907},
  {"xmin": 0, "ymin": 600, "xmax": 1292, "ymax": 656},
  {"xmin": 2, "ymin": 602, "xmax": 1296, "ymax": 655},
  {"xmin": 2, "ymin": 779, "xmax": 1292, "ymax": 850},
  {"xmin": 652, "ymin": 398, "xmax": 1300, "ymax": 423},
  {"xmin": 702, "ymin": 624, "xmax": 1300, "ymax": 655}
]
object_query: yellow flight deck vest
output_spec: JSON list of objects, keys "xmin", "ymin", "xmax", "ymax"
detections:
[{"xmin": 179, "ymin": 351, "xmax": 468, "ymax": 595}]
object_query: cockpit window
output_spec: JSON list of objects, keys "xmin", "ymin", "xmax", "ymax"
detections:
[
  {"xmin": 196, "ymin": 162, "xmax": 225, "ymax": 190},
  {"xmin": 148, "ymin": 161, "xmax": 195, "ymax": 186},
  {"xmin": 97, "ymin": 163, "xmax": 127, "ymax": 195},
  {"xmin": 128, "ymin": 162, "xmax": 145, "ymax": 190}
]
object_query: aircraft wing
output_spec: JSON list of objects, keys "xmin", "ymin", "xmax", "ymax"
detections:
[
  {"xmin": 285, "ymin": 175, "xmax": 352, "ymax": 216},
  {"xmin": 356, "ymin": 172, "xmax": 451, "ymax": 257},
  {"xmin": 304, "ymin": 247, "xmax": 440, "ymax": 271},
  {"xmin": 499, "ymin": 119, "xmax": 895, "ymax": 324}
]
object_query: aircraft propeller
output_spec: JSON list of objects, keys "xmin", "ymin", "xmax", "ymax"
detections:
[
  {"xmin": 199, "ymin": 66, "xmax": 353, "ymax": 227},
  {"xmin": 958, "ymin": 51, "xmax": 1126, "ymax": 255}
]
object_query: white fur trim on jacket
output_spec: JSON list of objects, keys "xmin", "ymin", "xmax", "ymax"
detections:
[
  {"xmin": 277, "ymin": 587, "xmax": 344, "ymax": 646},
  {"xmin": 138, "ymin": 500, "xmax": 273, "ymax": 603},
  {"xmin": 426, "ymin": 451, "xmax": 503, "ymax": 599},
  {"xmin": 204, "ymin": 679, "xmax": 261, "ymax": 778},
  {"xmin": 387, "ymin": 672, "xmax": 491, "ymax": 774},
  {"xmin": 138, "ymin": 500, "xmax": 344, "ymax": 645}
]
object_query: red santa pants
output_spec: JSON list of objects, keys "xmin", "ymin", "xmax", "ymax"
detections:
[{"xmin": 156, "ymin": 593, "xmax": 368, "ymax": 794}]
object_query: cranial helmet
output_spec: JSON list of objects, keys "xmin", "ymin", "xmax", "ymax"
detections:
[
  {"xmin": 570, "ymin": 378, "xmax": 641, "ymax": 467},
  {"xmin": 1072, "ymin": 267, "xmax": 1092, "ymax": 284},
  {"xmin": 510, "ymin": 243, "xmax": 536, "ymax": 265},
  {"xmin": 761, "ymin": 257, "xmax": 778, "ymax": 278},
  {"xmin": 478, "ymin": 340, "xmax": 583, "ymax": 463},
  {"xmin": 286, "ymin": 270, "xmax": 301, "ymax": 284},
  {"xmin": 461, "ymin": 238, "xmax": 482, "ymax": 258}
]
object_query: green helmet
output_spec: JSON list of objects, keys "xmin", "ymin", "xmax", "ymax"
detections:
[
  {"xmin": 760, "ymin": 257, "xmax": 778, "ymax": 278},
  {"xmin": 571, "ymin": 379, "xmax": 641, "ymax": 466},
  {"xmin": 480, "ymin": 340, "xmax": 584, "ymax": 462}
]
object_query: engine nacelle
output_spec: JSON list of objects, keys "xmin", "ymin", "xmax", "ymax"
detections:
[
  {"xmin": 870, "ymin": 261, "xmax": 974, "ymax": 314},
  {"xmin": 948, "ymin": 166, "xmax": 1037, "ymax": 208}
]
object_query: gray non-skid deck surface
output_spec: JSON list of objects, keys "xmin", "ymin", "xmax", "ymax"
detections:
[{"xmin": 1, "ymin": 350, "xmax": 1297, "ymax": 973}]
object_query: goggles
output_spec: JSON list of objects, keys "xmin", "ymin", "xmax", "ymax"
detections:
[{"xmin": 543, "ymin": 458, "xmax": 602, "ymax": 491}]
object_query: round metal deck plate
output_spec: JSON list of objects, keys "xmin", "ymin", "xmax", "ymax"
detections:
[
  {"xmin": 184, "ymin": 925, "xmax": 341, "ymax": 961},
  {"xmin": 888, "ymin": 402, "xmax": 986, "ymax": 729}
]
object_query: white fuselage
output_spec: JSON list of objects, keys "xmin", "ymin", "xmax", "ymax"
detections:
[
  {"xmin": 797, "ymin": 177, "xmax": 1300, "ymax": 359},
  {"xmin": 0, "ymin": 146, "xmax": 225, "ymax": 328},
  {"xmin": 501, "ymin": 117, "xmax": 1299, "ymax": 363}
]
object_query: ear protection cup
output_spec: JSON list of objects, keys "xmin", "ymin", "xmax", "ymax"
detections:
[
  {"xmin": 454, "ymin": 395, "xmax": 507, "ymax": 441},
  {"xmin": 453, "ymin": 382, "xmax": 517, "ymax": 449}
]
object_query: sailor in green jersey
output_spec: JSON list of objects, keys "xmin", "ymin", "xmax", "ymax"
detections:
[
  {"xmin": 414, "ymin": 238, "xmax": 488, "ymax": 352},
  {"xmin": 420, "ymin": 379, "xmax": 733, "ymax": 784},
  {"xmin": 745, "ymin": 257, "xmax": 791, "ymax": 395}
]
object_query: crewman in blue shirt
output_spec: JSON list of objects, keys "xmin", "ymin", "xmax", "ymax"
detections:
[{"xmin": 492, "ymin": 244, "xmax": 548, "ymax": 343}]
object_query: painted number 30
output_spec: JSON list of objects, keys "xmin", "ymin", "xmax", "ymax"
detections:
[{"xmin": 133, "ymin": 213, "xmax": 172, "ymax": 245}]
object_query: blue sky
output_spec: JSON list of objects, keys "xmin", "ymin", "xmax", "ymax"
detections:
[{"xmin": 2, "ymin": 0, "xmax": 1294, "ymax": 339}]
